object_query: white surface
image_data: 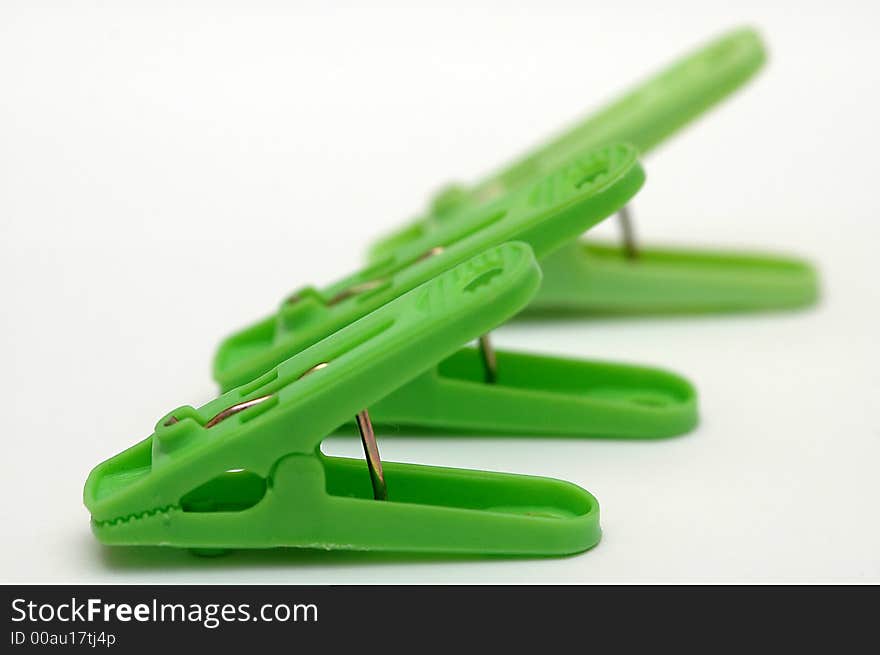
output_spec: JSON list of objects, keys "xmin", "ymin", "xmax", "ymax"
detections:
[{"xmin": 2, "ymin": 0, "xmax": 879, "ymax": 583}]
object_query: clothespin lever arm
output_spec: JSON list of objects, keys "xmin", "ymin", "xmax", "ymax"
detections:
[{"xmin": 526, "ymin": 239, "xmax": 819, "ymax": 314}]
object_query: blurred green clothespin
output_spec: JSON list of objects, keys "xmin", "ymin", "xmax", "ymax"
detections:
[{"xmin": 368, "ymin": 26, "xmax": 819, "ymax": 315}]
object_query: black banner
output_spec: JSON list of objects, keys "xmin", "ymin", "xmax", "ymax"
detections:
[{"xmin": 2, "ymin": 585, "xmax": 877, "ymax": 651}]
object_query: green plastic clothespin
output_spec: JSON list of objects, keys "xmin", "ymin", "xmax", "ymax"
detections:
[
  {"xmin": 368, "ymin": 26, "xmax": 819, "ymax": 314},
  {"xmin": 214, "ymin": 145, "xmax": 697, "ymax": 438},
  {"xmin": 85, "ymin": 243, "xmax": 601, "ymax": 556}
]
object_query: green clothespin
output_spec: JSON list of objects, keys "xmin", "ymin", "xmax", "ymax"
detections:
[
  {"xmin": 214, "ymin": 145, "xmax": 697, "ymax": 438},
  {"xmin": 368, "ymin": 26, "xmax": 819, "ymax": 314},
  {"xmin": 85, "ymin": 243, "xmax": 601, "ymax": 556}
]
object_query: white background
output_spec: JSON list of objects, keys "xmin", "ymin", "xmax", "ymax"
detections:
[{"xmin": 2, "ymin": 1, "xmax": 878, "ymax": 583}]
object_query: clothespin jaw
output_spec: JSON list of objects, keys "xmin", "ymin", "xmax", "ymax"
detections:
[
  {"xmin": 84, "ymin": 243, "xmax": 601, "ymax": 556},
  {"xmin": 214, "ymin": 143, "xmax": 645, "ymax": 392},
  {"xmin": 366, "ymin": 26, "xmax": 819, "ymax": 315}
]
